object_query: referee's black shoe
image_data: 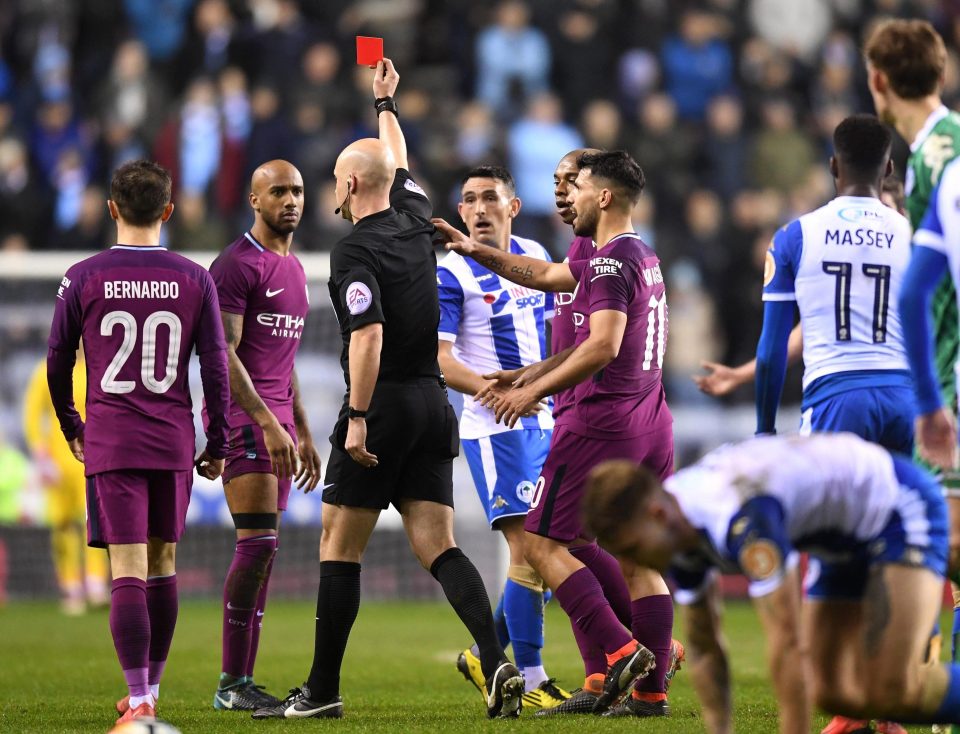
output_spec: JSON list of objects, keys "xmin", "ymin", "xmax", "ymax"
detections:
[
  {"xmin": 485, "ymin": 662, "xmax": 524, "ymax": 718},
  {"xmin": 592, "ymin": 641, "xmax": 656, "ymax": 713},
  {"xmin": 250, "ymin": 685, "xmax": 343, "ymax": 719}
]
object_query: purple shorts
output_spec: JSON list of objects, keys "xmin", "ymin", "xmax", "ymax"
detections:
[
  {"xmin": 525, "ymin": 424, "xmax": 674, "ymax": 543},
  {"xmin": 86, "ymin": 469, "xmax": 193, "ymax": 548},
  {"xmin": 222, "ymin": 423, "xmax": 298, "ymax": 510}
]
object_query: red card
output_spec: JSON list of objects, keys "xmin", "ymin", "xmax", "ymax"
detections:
[{"xmin": 356, "ymin": 36, "xmax": 384, "ymax": 66}]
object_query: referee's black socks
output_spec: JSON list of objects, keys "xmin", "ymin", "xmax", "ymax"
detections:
[
  {"xmin": 430, "ymin": 547, "xmax": 505, "ymax": 680},
  {"xmin": 307, "ymin": 561, "xmax": 361, "ymax": 700}
]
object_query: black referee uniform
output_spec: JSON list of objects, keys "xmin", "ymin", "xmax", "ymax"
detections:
[{"xmin": 323, "ymin": 168, "xmax": 459, "ymax": 509}]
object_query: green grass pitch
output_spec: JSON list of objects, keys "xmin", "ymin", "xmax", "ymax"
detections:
[{"xmin": 0, "ymin": 599, "xmax": 942, "ymax": 733}]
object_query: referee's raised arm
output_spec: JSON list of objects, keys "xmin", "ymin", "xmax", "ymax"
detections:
[{"xmin": 373, "ymin": 59, "xmax": 407, "ymax": 172}]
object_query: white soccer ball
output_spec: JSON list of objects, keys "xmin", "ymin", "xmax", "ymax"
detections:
[{"xmin": 108, "ymin": 720, "xmax": 182, "ymax": 734}]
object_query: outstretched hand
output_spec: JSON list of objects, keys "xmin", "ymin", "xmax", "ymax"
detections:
[{"xmin": 431, "ymin": 218, "xmax": 478, "ymax": 256}]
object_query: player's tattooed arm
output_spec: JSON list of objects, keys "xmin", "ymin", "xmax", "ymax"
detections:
[
  {"xmin": 431, "ymin": 217, "xmax": 576, "ymax": 292},
  {"xmin": 683, "ymin": 580, "xmax": 733, "ymax": 734},
  {"xmin": 292, "ymin": 370, "xmax": 322, "ymax": 492},
  {"xmin": 221, "ymin": 311, "xmax": 298, "ymax": 479},
  {"xmin": 752, "ymin": 566, "xmax": 810, "ymax": 734}
]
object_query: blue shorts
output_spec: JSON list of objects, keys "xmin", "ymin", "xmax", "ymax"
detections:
[
  {"xmin": 462, "ymin": 429, "xmax": 551, "ymax": 528},
  {"xmin": 799, "ymin": 385, "xmax": 915, "ymax": 455},
  {"xmin": 805, "ymin": 456, "xmax": 948, "ymax": 600}
]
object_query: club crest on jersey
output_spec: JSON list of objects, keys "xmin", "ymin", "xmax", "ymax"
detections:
[
  {"xmin": 763, "ymin": 250, "xmax": 776, "ymax": 287},
  {"xmin": 738, "ymin": 539, "xmax": 782, "ymax": 581},
  {"xmin": 346, "ymin": 282, "xmax": 373, "ymax": 315}
]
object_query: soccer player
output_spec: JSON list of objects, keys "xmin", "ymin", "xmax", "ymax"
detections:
[
  {"xmin": 756, "ymin": 114, "xmax": 914, "ymax": 449},
  {"xmin": 582, "ymin": 433, "xmax": 960, "ymax": 733},
  {"xmin": 46, "ymin": 160, "xmax": 230, "ymax": 725},
  {"xmin": 208, "ymin": 160, "xmax": 322, "ymax": 711},
  {"xmin": 694, "ymin": 176, "xmax": 906, "ymax": 398},
  {"xmin": 23, "ymin": 350, "xmax": 110, "ymax": 615},
  {"xmin": 433, "ymin": 150, "xmax": 674, "ymax": 715},
  {"xmin": 866, "ymin": 21, "xmax": 960, "ymax": 734},
  {"xmin": 437, "ymin": 165, "xmax": 569, "ymax": 708},
  {"xmin": 253, "ymin": 59, "xmax": 522, "ymax": 721}
]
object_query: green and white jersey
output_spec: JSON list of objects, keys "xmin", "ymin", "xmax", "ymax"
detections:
[{"xmin": 906, "ymin": 105, "xmax": 960, "ymax": 400}]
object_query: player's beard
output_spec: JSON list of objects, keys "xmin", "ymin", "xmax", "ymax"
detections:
[
  {"xmin": 264, "ymin": 211, "xmax": 298, "ymax": 235},
  {"xmin": 572, "ymin": 205, "xmax": 598, "ymax": 238}
]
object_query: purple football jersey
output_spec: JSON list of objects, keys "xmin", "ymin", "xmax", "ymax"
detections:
[
  {"xmin": 47, "ymin": 245, "xmax": 229, "ymax": 475},
  {"xmin": 551, "ymin": 236, "xmax": 594, "ymax": 421},
  {"xmin": 566, "ymin": 234, "xmax": 672, "ymax": 438},
  {"xmin": 209, "ymin": 232, "xmax": 308, "ymax": 427}
]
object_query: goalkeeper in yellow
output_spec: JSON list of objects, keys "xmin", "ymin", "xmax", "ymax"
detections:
[{"xmin": 23, "ymin": 351, "xmax": 108, "ymax": 614}]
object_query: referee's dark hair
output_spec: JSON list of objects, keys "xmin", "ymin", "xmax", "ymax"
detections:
[
  {"xmin": 461, "ymin": 166, "xmax": 516, "ymax": 195},
  {"xmin": 110, "ymin": 159, "xmax": 172, "ymax": 226},
  {"xmin": 576, "ymin": 151, "xmax": 646, "ymax": 205},
  {"xmin": 833, "ymin": 114, "xmax": 893, "ymax": 180}
]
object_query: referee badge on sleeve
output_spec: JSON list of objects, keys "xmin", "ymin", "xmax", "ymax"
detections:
[{"xmin": 346, "ymin": 282, "xmax": 373, "ymax": 315}]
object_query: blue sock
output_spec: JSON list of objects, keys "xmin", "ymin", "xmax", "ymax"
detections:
[
  {"xmin": 494, "ymin": 593, "xmax": 510, "ymax": 650},
  {"xmin": 543, "ymin": 589, "xmax": 553, "ymax": 606},
  {"xmin": 503, "ymin": 579, "xmax": 543, "ymax": 669},
  {"xmin": 935, "ymin": 664, "xmax": 960, "ymax": 722}
]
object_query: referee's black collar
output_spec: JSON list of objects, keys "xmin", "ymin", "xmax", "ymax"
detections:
[{"xmin": 354, "ymin": 207, "xmax": 395, "ymax": 226}]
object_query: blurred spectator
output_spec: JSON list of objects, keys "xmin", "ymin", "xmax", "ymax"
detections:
[
  {"xmin": 244, "ymin": 84, "xmax": 295, "ymax": 182},
  {"xmin": 123, "ymin": 0, "xmax": 195, "ymax": 66},
  {"xmin": 663, "ymin": 259, "xmax": 721, "ymax": 402},
  {"xmin": 701, "ymin": 94, "xmax": 748, "ymax": 198},
  {"xmin": 661, "ymin": 10, "xmax": 734, "ymax": 122},
  {"xmin": 581, "ymin": 99, "xmax": 626, "ymax": 150},
  {"xmin": 169, "ymin": 192, "xmax": 227, "ymax": 251},
  {"xmin": 455, "ymin": 101, "xmax": 498, "ymax": 166},
  {"xmin": 249, "ymin": 0, "xmax": 313, "ymax": 92},
  {"xmin": 0, "ymin": 137, "xmax": 50, "ymax": 244},
  {"xmin": 179, "ymin": 0, "xmax": 237, "ymax": 78},
  {"xmin": 51, "ymin": 147, "xmax": 89, "ymax": 234},
  {"xmin": 30, "ymin": 100, "xmax": 90, "ymax": 186},
  {"xmin": 95, "ymin": 40, "xmax": 166, "ymax": 144},
  {"xmin": 748, "ymin": 0, "xmax": 832, "ymax": 62},
  {"xmin": 476, "ymin": 1, "xmax": 551, "ymax": 118},
  {"xmin": 750, "ymin": 98, "xmax": 816, "ymax": 192},
  {"xmin": 294, "ymin": 42, "xmax": 352, "ymax": 126},
  {"xmin": 51, "ymin": 184, "xmax": 109, "ymax": 250},
  {"xmin": 617, "ymin": 49, "xmax": 659, "ymax": 111},
  {"xmin": 178, "ymin": 77, "xmax": 221, "ymax": 196},
  {"xmin": 507, "ymin": 92, "xmax": 582, "ymax": 252},
  {"xmin": 553, "ymin": 9, "xmax": 615, "ymax": 116},
  {"xmin": 217, "ymin": 66, "xmax": 250, "ymax": 216}
]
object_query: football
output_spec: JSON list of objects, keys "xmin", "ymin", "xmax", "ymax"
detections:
[{"xmin": 108, "ymin": 720, "xmax": 181, "ymax": 734}]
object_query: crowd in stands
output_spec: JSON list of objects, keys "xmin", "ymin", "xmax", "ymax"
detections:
[{"xmin": 1, "ymin": 0, "xmax": 958, "ymax": 383}]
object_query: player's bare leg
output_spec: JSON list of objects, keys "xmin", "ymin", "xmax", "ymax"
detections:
[
  {"xmin": 217, "ymin": 473, "xmax": 281, "ymax": 710},
  {"xmin": 826, "ymin": 565, "xmax": 954, "ymax": 723},
  {"xmin": 524, "ymin": 531, "xmax": 654, "ymax": 712},
  {"xmin": 805, "ymin": 600, "xmax": 868, "ymax": 723},
  {"xmin": 402, "ymin": 499, "xmax": 522, "ymax": 717}
]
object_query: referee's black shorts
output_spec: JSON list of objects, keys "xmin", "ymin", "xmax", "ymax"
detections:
[{"xmin": 323, "ymin": 378, "xmax": 459, "ymax": 510}]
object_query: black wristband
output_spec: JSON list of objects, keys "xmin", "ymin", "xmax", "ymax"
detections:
[
  {"xmin": 348, "ymin": 407, "xmax": 368, "ymax": 419},
  {"xmin": 375, "ymin": 96, "xmax": 398, "ymax": 117}
]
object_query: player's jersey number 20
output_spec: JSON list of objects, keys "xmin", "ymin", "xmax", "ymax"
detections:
[{"xmin": 100, "ymin": 310, "xmax": 182, "ymax": 395}]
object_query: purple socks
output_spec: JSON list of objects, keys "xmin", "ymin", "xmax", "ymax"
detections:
[
  {"xmin": 111, "ymin": 577, "xmax": 150, "ymax": 698},
  {"xmin": 146, "ymin": 574, "xmax": 178, "ymax": 688},
  {"xmin": 554, "ymin": 568, "xmax": 632, "ymax": 655},
  {"xmin": 221, "ymin": 535, "xmax": 277, "ymax": 678},
  {"xmin": 632, "ymin": 594, "xmax": 674, "ymax": 695},
  {"xmin": 244, "ymin": 543, "xmax": 277, "ymax": 677}
]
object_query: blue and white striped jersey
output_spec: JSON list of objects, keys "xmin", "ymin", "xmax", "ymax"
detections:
[
  {"xmin": 438, "ymin": 236, "xmax": 555, "ymax": 439},
  {"xmin": 762, "ymin": 196, "xmax": 913, "ymax": 389}
]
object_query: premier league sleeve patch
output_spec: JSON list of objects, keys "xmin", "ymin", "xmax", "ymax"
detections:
[
  {"xmin": 346, "ymin": 281, "xmax": 373, "ymax": 315},
  {"xmin": 404, "ymin": 177, "xmax": 427, "ymax": 197}
]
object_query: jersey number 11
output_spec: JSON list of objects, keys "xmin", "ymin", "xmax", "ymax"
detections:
[{"xmin": 822, "ymin": 261, "xmax": 891, "ymax": 343}]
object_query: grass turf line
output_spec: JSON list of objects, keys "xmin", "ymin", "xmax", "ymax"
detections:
[{"xmin": 0, "ymin": 599, "xmax": 943, "ymax": 733}]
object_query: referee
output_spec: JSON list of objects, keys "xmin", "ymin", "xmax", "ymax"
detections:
[{"xmin": 253, "ymin": 59, "xmax": 523, "ymax": 721}]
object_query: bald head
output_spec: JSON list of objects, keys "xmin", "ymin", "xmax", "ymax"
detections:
[
  {"xmin": 335, "ymin": 138, "xmax": 395, "ymax": 193},
  {"xmin": 559, "ymin": 147, "xmax": 603, "ymax": 168},
  {"xmin": 251, "ymin": 159, "xmax": 303, "ymax": 194}
]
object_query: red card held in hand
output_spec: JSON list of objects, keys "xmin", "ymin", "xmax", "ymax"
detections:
[{"xmin": 356, "ymin": 36, "xmax": 384, "ymax": 66}]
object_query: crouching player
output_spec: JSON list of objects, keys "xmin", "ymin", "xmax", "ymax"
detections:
[{"xmin": 583, "ymin": 433, "xmax": 960, "ymax": 733}]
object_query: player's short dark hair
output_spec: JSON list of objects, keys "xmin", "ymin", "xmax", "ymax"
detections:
[
  {"xmin": 576, "ymin": 151, "xmax": 646, "ymax": 204},
  {"xmin": 109, "ymin": 160, "xmax": 172, "ymax": 226},
  {"xmin": 865, "ymin": 19, "xmax": 946, "ymax": 99},
  {"xmin": 833, "ymin": 114, "xmax": 892, "ymax": 179},
  {"xmin": 461, "ymin": 166, "xmax": 516, "ymax": 195},
  {"xmin": 582, "ymin": 460, "xmax": 660, "ymax": 547}
]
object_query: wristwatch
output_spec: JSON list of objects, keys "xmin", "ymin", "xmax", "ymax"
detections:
[{"xmin": 347, "ymin": 407, "xmax": 368, "ymax": 420}]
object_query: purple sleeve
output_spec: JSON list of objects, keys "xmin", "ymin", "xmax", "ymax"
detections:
[
  {"xmin": 586, "ymin": 259, "xmax": 631, "ymax": 314},
  {"xmin": 47, "ymin": 347, "xmax": 83, "ymax": 441},
  {"xmin": 197, "ymin": 273, "xmax": 229, "ymax": 458},
  {"xmin": 568, "ymin": 258, "xmax": 589, "ymax": 282},
  {"xmin": 47, "ymin": 268, "xmax": 84, "ymax": 440},
  {"xmin": 210, "ymin": 252, "xmax": 255, "ymax": 315}
]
